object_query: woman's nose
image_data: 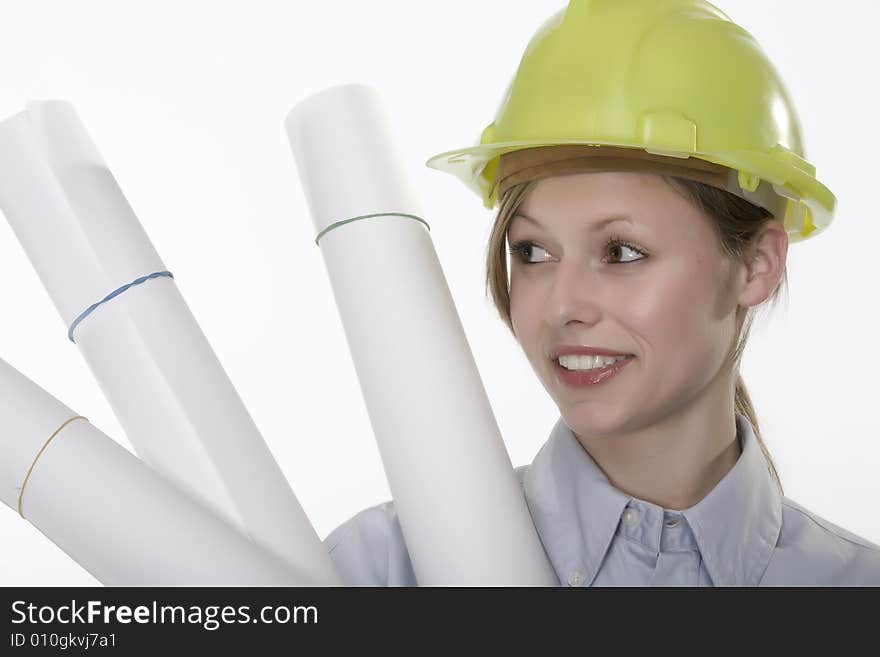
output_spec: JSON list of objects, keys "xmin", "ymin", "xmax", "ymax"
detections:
[{"xmin": 543, "ymin": 259, "xmax": 603, "ymax": 329}]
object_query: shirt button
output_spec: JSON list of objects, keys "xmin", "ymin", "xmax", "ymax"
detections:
[
  {"xmin": 664, "ymin": 515, "xmax": 681, "ymax": 528},
  {"xmin": 622, "ymin": 508, "xmax": 640, "ymax": 526},
  {"xmin": 567, "ymin": 570, "xmax": 585, "ymax": 587}
]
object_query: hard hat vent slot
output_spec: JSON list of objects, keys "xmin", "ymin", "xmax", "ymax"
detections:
[{"xmin": 637, "ymin": 112, "xmax": 697, "ymax": 153}]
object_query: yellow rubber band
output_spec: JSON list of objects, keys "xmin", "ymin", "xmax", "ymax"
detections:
[{"xmin": 18, "ymin": 415, "xmax": 89, "ymax": 519}]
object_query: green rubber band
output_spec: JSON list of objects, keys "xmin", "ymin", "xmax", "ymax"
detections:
[{"xmin": 314, "ymin": 212, "xmax": 430, "ymax": 246}]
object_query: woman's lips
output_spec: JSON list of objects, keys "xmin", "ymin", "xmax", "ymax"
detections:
[{"xmin": 552, "ymin": 356, "xmax": 634, "ymax": 387}]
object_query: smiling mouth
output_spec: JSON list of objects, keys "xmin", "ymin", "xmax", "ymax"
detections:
[
  {"xmin": 554, "ymin": 354, "xmax": 633, "ymax": 371},
  {"xmin": 551, "ymin": 355, "xmax": 634, "ymax": 387}
]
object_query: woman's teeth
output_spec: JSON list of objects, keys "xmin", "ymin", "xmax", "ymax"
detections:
[{"xmin": 557, "ymin": 354, "xmax": 628, "ymax": 371}]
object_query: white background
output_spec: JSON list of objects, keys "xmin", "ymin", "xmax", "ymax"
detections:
[{"xmin": 1, "ymin": 0, "xmax": 877, "ymax": 586}]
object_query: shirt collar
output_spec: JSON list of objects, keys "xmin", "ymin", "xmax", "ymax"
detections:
[{"xmin": 522, "ymin": 412, "xmax": 782, "ymax": 586}]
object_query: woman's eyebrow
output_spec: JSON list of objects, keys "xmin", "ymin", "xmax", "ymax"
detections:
[{"xmin": 512, "ymin": 211, "xmax": 634, "ymax": 231}]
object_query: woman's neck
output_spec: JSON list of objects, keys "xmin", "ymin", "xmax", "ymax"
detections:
[{"xmin": 573, "ymin": 382, "xmax": 742, "ymax": 511}]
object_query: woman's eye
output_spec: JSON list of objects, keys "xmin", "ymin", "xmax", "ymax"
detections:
[
  {"xmin": 508, "ymin": 240, "xmax": 550, "ymax": 265},
  {"xmin": 606, "ymin": 239, "xmax": 646, "ymax": 264}
]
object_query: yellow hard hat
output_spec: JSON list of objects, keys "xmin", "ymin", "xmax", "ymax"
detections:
[{"xmin": 425, "ymin": 0, "xmax": 835, "ymax": 242}]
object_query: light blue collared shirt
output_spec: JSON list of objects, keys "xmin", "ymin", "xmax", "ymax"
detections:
[{"xmin": 323, "ymin": 413, "xmax": 880, "ymax": 586}]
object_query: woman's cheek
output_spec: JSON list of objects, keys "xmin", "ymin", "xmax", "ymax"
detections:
[{"xmin": 624, "ymin": 271, "xmax": 707, "ymax": 348}]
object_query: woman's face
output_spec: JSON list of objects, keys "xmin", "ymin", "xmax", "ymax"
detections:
[{"xmin": 507, "ymin": 171, "xmax": 744, "ymax": 438}]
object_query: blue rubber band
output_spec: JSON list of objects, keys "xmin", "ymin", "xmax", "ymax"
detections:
[{"xmin": 67, "ymin": 271, "xmax": 174, "ymax": 343}]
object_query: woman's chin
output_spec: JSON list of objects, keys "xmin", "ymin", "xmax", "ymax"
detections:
[{"xmin": 560, "ymin": 402, "xmax": 627, "ymax": 439}]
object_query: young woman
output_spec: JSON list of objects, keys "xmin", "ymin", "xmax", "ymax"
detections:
[{"xmin": 323, "ymin": 0, "xmax": 880, "ymax": 586}]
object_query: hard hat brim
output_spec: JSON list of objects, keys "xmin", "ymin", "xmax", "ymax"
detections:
[{"xmin": 426, "ymin": 139, "xmax": 835, "ymax": 243}]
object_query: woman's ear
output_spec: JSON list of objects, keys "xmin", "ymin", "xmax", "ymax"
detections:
[{"xmin": 736, "ymin": 219, "xmax": 789, "ymax": 308}]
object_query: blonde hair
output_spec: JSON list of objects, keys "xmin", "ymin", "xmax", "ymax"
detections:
[{"xmin": 484, "ymin": 175, "xmax": 787, "ymax": 494}]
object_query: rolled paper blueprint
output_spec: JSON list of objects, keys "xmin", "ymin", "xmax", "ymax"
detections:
[
  {"xmin": 285, "ymin": 84, "xmax": 557, "ymax": 586},
  {"xmin": 0, "ymin": 358, "xmax": 322, "ymax": 585},
  {"xmin": 0, "ymin": 101, "xmax": 340, "ymax": 586}
]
